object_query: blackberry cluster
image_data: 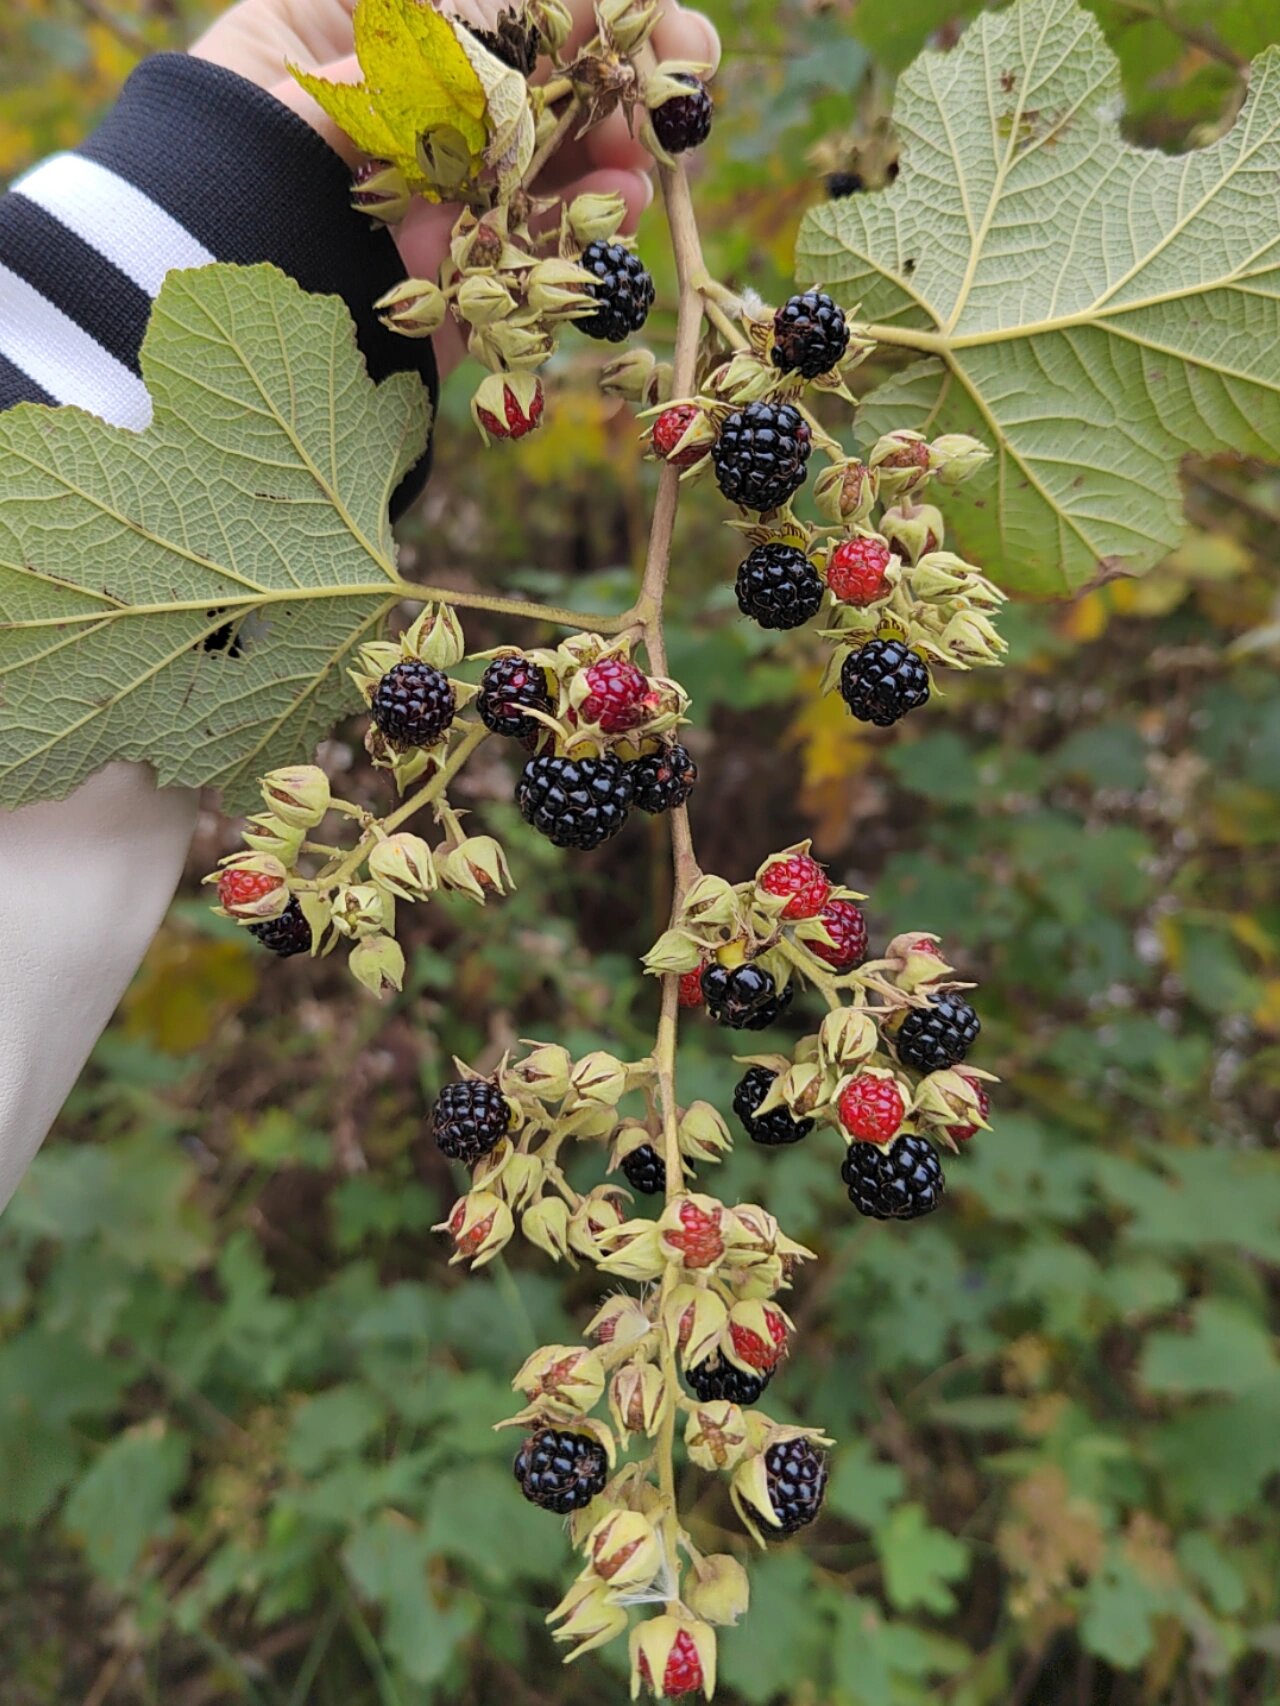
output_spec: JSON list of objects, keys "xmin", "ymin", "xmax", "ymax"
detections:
[
  {"xmin": 842, "ymin": 1133, "xmax": 944, "ymax": 1221},
  {"xmin": 431, "ymin": 1079, "xmax": 512, "ymax": 1165},
  {"xmin": 895, "ymin": 992, "xmax": 980, "ymax": 1073},
  {"xmin": 688, "ymin": 1355, "xmax": 774, "ymax": 1406},
  {"xmin": 370, "ymin": 659, "xmax": 456, "ymax": 748},
  {"xmin": 514, "ymin": 1427, "xmax": 609, "ymax": 1514},
  {"xmin": 651, "ymin": 73, "xmax": 713, "ymax": 154},
  {"xmin": 839, "ymin": 638, "xmax": 931, "ymax": 727},
  {"xmin": 621, "ymin": 1143, "xmax": 666, "ymax": 1196},
  {"xmin": 701, "ymin": 963, "xmax": 792, "ymax": 1031},
  {"xmin": 578, "ymin": 241, "xmax": 655, "ymax": 343},
  {"xmin": 249, "ymin": 898, "xmax": 312, "ymax": 959},
  {"xmin": 713, "ymin": 402, "xmax": 812, "ymax": 513},
  {"xmin": 772, "ymin": 289, "xmax": 850, "ymax": 380},
  {"xmin": 629, "ymin": 743, "xmax": 698, "ymax": 815},
  {"xmin": 735, "ymin": 543, "xmax": 824, "ymax": 631},
  {"xmin": 476, "ymin": 653, "xmax": 552, "ymax": 741},
  {"xmin": 763, "ymin": 1437, "xmax": 829, "ymax": 1537},
  {"xmin": 516, "ymin": 754, "xmax": 632, "ymax": 850},
  {"xmin": 733, "ymin": 1067, "xmax": 812, "ymax": 1147}
]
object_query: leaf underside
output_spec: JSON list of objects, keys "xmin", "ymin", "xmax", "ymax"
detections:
[
  {"xmin": 0, "ymin": 264, "xmax": 430, "ymax": 812},
  {"xmin": 798, "ymin": 0, "xmax": 1280, "ymax": 595}
]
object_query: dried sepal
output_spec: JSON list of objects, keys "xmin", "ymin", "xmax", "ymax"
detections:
[
  {"xmin": 684, "ymin": 1400, "xmax": 748, "ymax": 1473},
  {"xmin": 514, "ymin": 1344, "xmax": 607, "ymax": 1414},
  {"xmin": 609, "ymin": 1360, "xmax": 667, "ymax": 1443},
  {"xmin": 522, "ymin": 1196, "xmax": 576, "ymax": 1262},
  {"xmin": 629, "ymin": 1615, "xmax": 716, "ymax": 1701},
  {"xmin": 437, "ymin": 1191, "xmax": 515, "ymax": 1268},
  {"xmin": 548, "ymin": 1574, "xmax": 630, "ymax": 1662},
  {"xmin": 586, "ymin": 1509, "xmax": 664, "ymax": 1591},
  {"xmin": 663, "ymin": 1284, "xmax": 728, "ymax": 1371},
  {"xmin": 684, "ymin": 1553, "xmax": 750, "ymax": 1627}
]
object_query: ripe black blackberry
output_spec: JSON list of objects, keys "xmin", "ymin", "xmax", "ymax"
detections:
[
  {"xmin": 894, "ymin": 992, "xmax": 981, "ymax": 1073},
  {"xmin": 476, "ymin": 653, "xmax": 552, "ymax": 741},
  {"xmin": 651, "ymin": 73, "xmax": 713, "ymax": 154},
  {"xmin": 841, "ymin": 1133, "xmax": 945, "ymax": 1221},
  {"xmin": 839, "ymin": 638, "xmax": 931, "ymax": 727},
  {"xmin": 370, "ymin": 659, "xmax": 456, "ymax": 748},
  {"xmin": 701, "ymin": 963, "xmax": 793, "ymax": 1031},
  {"xmin": 772, "ymin": 289, "xmax": 850, "ymax": 379},
  {"xmin": 516, "ymin": 753, "xmax": 632, "ymax": 850},
  {"xmin": 735, "ymin": 542, "xmax": 824, "ymax": 630},
  {"xmin": 431, "ymin": 1079, "xmax": 512, "ymax": 1166},
  {"xmin": 629, "ymin": 743, "xmax": 698, "ymax": 815},
  {"xmin": 621, "ymin": 1143, "xmax": 666, "ymax": 1196},
  {"xmin": 712, "ymin": 401, "xmax": 812, "ymax": 513},
  {"xmin": 763, "ymin": 1437, "xmax": 829, "ymax": 1537},
  {"xmin": 249, "ymin": 898, "xmax": 312, "ymax": 959},
  {"xmin": 732, "ymin": 1066, "xmax": 813, "ymax": 1147},
  {"xmin": 513, "ymin": 1427, "xmax": 609, "ymax": 1514},
  {"xmin": 578, "ymin": 240, "xmax": 655, "ymax": 342},
  {"xmin": 688, "ymin": 1355, "xmax": 774, "ymax": 1407}
]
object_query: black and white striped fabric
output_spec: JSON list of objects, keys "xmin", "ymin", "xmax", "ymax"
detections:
[{"xmin": 0, "ymin": 54, "xmax": 436, "ymax": 498}]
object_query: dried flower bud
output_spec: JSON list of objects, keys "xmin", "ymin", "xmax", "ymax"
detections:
[
  {"xmin": 880, "ymin": 501, "xmax": 945, "ymax": 565},
  {"xmin": 630, "ymin": 1616, "xmax": 716, "ymax": 1702},
  {"xmin": 347, "ymin": 932, "xmax": 406, "ymax": 997},
  {"xmin": 928, "ymin": 432, "xmax": 991, "ymax": 486},
  {"xmin": 881, "ymin": 931, "xmax": 954, "ymax": 992},
  {"xmin": 818, "ymin": 1005, "xmax": 880, "ymax": 1069},
  {"xmin": 261, "ymin": 765, "xmax": 331, "ymax": 830},
  {"xmin": 526, "ymin": 257, "xmax": 599, "ymax": 321},
  {"xmin": 375, "ymin": 276, "xmax": 448, "ymax": 338},
  {"xmin": 504, "ymin": 1043, "xmax": 573, "ymax": 1104},
  {"xmin": 586, "ymin": 1294, "xmax": 652, "ymax": 1348},
  {"xmin": 600, "ymin": 346, "xmax": 659, "ymax": 400},
  {"xmin": 548, "ymin": 1577, "xmax": 629, "ymax": 1661},
  {"xmin": 532, "ymin": 0, "xmax": 574, "ymax": 54},
  {"xmin": 596, "ymin": 1221, "xmax": 667, "ymax": 1281},
  {"xmin": 587, "ymin": 1510, "xmax": 663, "ymax": 1591},
  {"xmin": 401, "ymin": 602, "xmax": 466, "ymax": 669},
  {"xmin": 911, "ymin": 1065, "xmax": 994, "ymax": 1136},
  {"xmin": 568, "ymin": 1188, "xmax": 629, "ymax": 1260},
  {"xmin": 684, "ymin": 1399, "xmax": 749, "ymax": 1473},
  {"xmin": 521, "ymin": 1196, "xmax": 575, "ymax": 1263},
  {"xmin": 350, "ymin": 159, "xmax": 410, "ymax": 224},
  {"xmin": 680, "ymin": 874, "xmax": 742, "ymax": 931},
  {"xmin": 814, "ymin": 457, "xmax": 879, "ymax": 524},
  {"xmin": 331, "ymin": 882, "xmax": 389, "ymax": 939},
  {"xmin": 471, "ymin": 371, "xmax": 547, "ymax": 444},
  {"xmin": 483, "ymin": 1149, "xmax": 543, "ymax": 1210},
  {"xmin": 643, "ymin": 927, "xmax": 705, "ymax": 975},
  {"xmin": 438, "ymin": 1190, "xmax": 514, "ymax": 1267},
  {"xmin": 439, "ymin": 836, "xmax": 514, "ymax": 902},
  {"xmin": 568, "ymin": 1051, "xmax": 629, "ymax": 1109},
  {"xmin": 368, "ymin": 833, "xmax": 436, "ymax": 902},
  {"xmin": 597, "ymin": 0, "xmax": 661, "ymax": 52},
  {"xmin": 936, "ymin": 607, "xmax": 1008, "ymax": 666},
  {"xmin": 563, "ymin": 189, "xmax": 628, "ymax": 247},
  {"xmin": 470, "ymin": 316, "xmax": 556, "ymax": 372},
  {"xmin": 514, "ymin": 1344, "xmax": 606, "ymax": 1413},
  {"xmin": 456, "ymin": 272, "xmax": 518, "ymax": 327},
  {"xmin": 678, "ymin": 1102, "xmax": 733, "ymax": 1163},
  {"xmin": 685, "ymin": 1554, "xmax": 750, "ymax": 1627},
  {"xmin": 663, "ymin": 1283, "xmax": 727, "ymax": 1370},
  {"xmin": 240, "ymin": 813, "xmax": 306, "ymax": 864},
  {"xmin": 868, "ymin": 429, "xmax": 931, "ymax": 498},
  {"xmin": 609, "ymin": 1360, "xmax": 667, "ymax": 1442}
]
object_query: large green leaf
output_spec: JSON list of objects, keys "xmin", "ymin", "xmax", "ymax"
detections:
[
  {"xmin": 797, "ymin": 0, "xmax": 1280, "ymax": 594},
  {"xmin": 0, "ymin": 263, "xmax": 429, "ymax": 810}
]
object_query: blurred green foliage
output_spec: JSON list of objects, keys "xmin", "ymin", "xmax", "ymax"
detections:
[{"xmin": 2, "ymin": 2, "xmax": 1279, "ymax": 1703}]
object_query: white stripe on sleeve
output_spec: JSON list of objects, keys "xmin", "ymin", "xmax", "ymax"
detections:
[
  {"xmin": 0, "ymin": 261, "xmax": 153, "ymax": 428},
  {"xmin": 12, "ymin": 154, "xmax": 214, "ymax": 297}
]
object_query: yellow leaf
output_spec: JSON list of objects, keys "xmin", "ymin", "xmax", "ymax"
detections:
[{"xmin": 291, "ymin": 0, "xmax": 492, "ymax": 200}]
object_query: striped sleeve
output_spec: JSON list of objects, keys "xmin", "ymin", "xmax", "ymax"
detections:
[{"xmin": 0, "ymin": 53, "xmax": 436, "ymax": 503}]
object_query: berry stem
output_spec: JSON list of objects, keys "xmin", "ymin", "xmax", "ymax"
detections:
[{"xmin": 522, "ymin": 95, "xmax": 583, "ymax": 190}]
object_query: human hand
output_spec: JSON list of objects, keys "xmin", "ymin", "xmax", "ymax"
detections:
[{"xmin": 192, "ymin": 0, "xmax": 721, "ymax": 375}]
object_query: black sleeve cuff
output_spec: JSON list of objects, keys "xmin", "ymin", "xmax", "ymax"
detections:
[{"xmin": 81, "ymin": 53, "xmax": 436, "ymax": 515}]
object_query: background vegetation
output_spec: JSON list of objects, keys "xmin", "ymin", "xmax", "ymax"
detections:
[{"xmin": 3, "ymin": 2, "xmax": 1279, "ymax": 1702}]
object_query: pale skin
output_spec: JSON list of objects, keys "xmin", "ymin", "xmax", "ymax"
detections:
[{"xmin": 191, "ymin": 0, "xmax": 722, "ymax": 375}]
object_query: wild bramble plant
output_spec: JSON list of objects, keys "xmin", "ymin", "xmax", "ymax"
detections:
[{"xmin": 2, "ymin": 0, "xmax": 1279, "ymax": 1694}]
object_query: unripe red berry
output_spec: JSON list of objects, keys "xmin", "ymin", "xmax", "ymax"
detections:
[
  {"xmin": 759, "ymin": 852, "xmax": 830, "ymax": 920},
  {"xmin": 827, "ymin": 535, "xmax": 892, "ymax": 606},
  {"xmin": 838, "ymin": 1074, "xmax": 905, "ymax": 1144}
]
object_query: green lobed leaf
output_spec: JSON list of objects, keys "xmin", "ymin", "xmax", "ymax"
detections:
[
  {"xmin": 797, "ymin": 0, "xmax": 1280, "ymax": 594},
  {"xmin": 0, "ymin": 262, "xmax": 429, "ymax": 811}
]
